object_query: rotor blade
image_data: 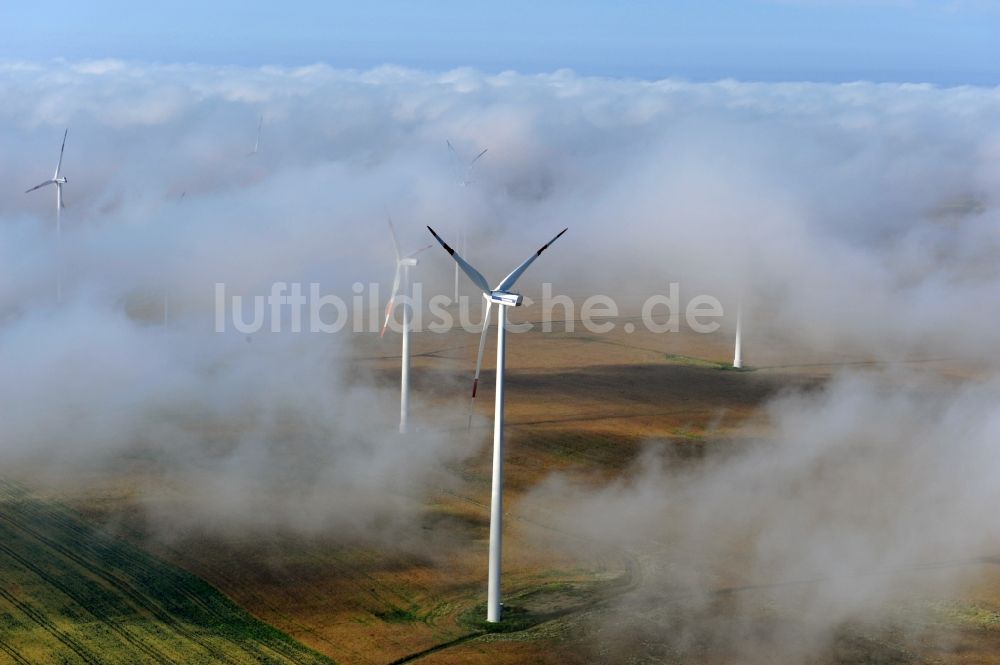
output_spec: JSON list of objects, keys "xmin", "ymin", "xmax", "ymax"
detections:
[
  {"xmin": 255, "ymin": 115, "xmax": 262, "ymax": 153},
  {"xmin": 387, "ymin": 217, "xmax": 401, "ymax": 263},
  {"xmin": 463, "ymin": 147, "xmax": 488, "ymax": 184},
  {"xmin": 471, "ymin": 299, "xmax": 494, "ymax": 398},
  {"xmin": 427, "ymin": 226, "xmax": 491, "ymax": 294},
  {"xmin": 469, "ymin": 147, "xmax": 488, "ymax": 166},
  {"xmin": 405, "ymin": 243, "xmax": 434, "ymax": 259},
  {"xmin": 380, "ymin": 264, "xmax": 403, "ymax": 337},
  {"xmin": 25, "ymin": 180, "xmax": 54, "ymax": 193},
  {"xmin": 54, "ymin": 128, "xmax": 67, "ymax": 179},
  {"xmin": 496, "ymin": 228, "xmax": 568, "ymax": 291},
  {"xmin": 446, "ymin": 140, "xmax": 463, "ymax": 183}
]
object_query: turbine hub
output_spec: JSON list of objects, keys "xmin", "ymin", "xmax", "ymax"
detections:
[{"xmin": 489, "ymin": 291, "xmax": 523, "ymax": 307}]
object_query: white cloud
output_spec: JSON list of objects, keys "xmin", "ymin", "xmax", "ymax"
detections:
[{"xmin": 1, "ymin": 60, "xmax": 999, "ymax": 542}]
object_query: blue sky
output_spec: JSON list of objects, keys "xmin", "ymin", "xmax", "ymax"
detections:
[{"xmin": 1, "ymin": 1, "xmax": 998, "ymax": 84}]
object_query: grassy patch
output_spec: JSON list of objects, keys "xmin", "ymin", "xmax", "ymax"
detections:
[
  {"xmin": 456, "ymin": 578, "xmax": 628, "ymax": 639},
  {"xmin": 660, "ymin": 353, "xmax": 756, "ymax": 372},
  {"xmin": 462, "ymin": 604, "xmax": 538, "ymax": 634},
  {"xmin": 664, "ymin": 353, "xmax": 729, "ymax": 369},
  {"xmin": 373, "ymin": 606, "xmax": 419, "ymax": 623},
  {"xmin": 670, "ymin": 428, "xmax": 705, "ymax": 441},
  {"xmin": 927, "ymin": 601, "xmax": 1000, "ymax": 630}
]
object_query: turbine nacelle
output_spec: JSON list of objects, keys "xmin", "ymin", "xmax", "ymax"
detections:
[
  {"xmin": 488, "ymin": 290, "xmax": 523, "ymax": 307},
  {"xmin": 399, "ymin": 257, "xmax": 418, "ymax": 267}
]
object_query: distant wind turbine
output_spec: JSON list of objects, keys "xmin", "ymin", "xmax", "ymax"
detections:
[
  {"xmin": 382, "ymin": 218, "xmax": 432, "ymax": 434},
  {"xmin": 447, "ymin": 140, "xmax": 488, "ymax": 188},
  {"xmin": 733, "ymin": 299, "xmax": 743, "ymax": 369},
  {"xmin": 446, "ymin": 140, "xmax": 488, "ymax": 303},
  {"xmin": 428, "ymin": 224, "xmax": 567, "ymax": 623},
  {"xmin": 25, "ymin": 128, "xmax": 69, "ymax": 301}
]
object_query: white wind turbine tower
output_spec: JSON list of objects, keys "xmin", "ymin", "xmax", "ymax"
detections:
[
  {"xmin": 446, "ymin": 140, "xmax": 488, "ymax": 303},
  {"xmin": 381, "ymin": 219, "xmax": 431, "ymax": 434},
  {"xmin": 733, "ymin": 299, "xmax": 743, "ymax": 369},
  {"xmin": 25, "ymin": 128, "xmax": 69, "ymax": 301},
  {"xmin": 428, "ymin": 224, "xmax": 567, "ymax": 623},
  {"xmin": 249, "ymin": 114, "xmax": 263, "ymax": 156}
]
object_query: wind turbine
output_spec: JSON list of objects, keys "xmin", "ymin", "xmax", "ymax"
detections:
[
  {"xmin": 447, "ymin": 140, "xmax": 488, "ymax": 188},
  {"xmin": 428, "ymin": 224, "xmax": 567, "ymax": 623},
  {"xmin": 733, "ymin": 300, "xmax": 743, "ymax": 369},
  {"xmin": 382, "ymin": 218, "xmax": 431, "ymax": 434},
  {"xmin": 446, "ymin": 140, "xmax": 488, "ymax": 303},
  {"xmin": 25, "ymin": 128, "xmax": 68, "ymax": 301}
]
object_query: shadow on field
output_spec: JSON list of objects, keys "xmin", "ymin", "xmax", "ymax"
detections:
[
  {"xmin": 507, "ymin": 362, "xmax": 799, "ymax": 408},
  {"xmin": 376, "ymin": 361, "xmax": 812, "ymax": 412}
]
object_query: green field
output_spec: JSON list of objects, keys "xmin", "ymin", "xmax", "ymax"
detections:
[{"xmin": 0, "ymin": 480, "xmax": 334, "ymax": 665}]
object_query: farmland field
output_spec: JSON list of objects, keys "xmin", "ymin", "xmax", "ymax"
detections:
[{"xmin": 0, "ymin": 479, "xmax": 333, "ymax": 664}]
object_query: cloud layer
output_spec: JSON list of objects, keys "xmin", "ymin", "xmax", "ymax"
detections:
[
  {"xmin": 2, "ymin": 61, "xmax": 998, "ymax": 354},
  {"xmin": 1, "ymin": 61, "xmax": 999, "ymax": 563},
  {"xmin": 523, "ymin": 370, "xmax": 1000, "ymax": 660}
]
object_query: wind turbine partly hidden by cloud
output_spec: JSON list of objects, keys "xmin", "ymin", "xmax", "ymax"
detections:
[
  {"xmin": 428, "ymin": 224, "xmax": 567, "ymax": 623},
  {"xmin": 446, "ymin": 140, "xmax": 488, "ymax": 188},
  {"xmin": 382, "ymin": 218, "xmax": 431, "ymax": 434},
  {"xmin": 25, "ymin": 128, "xmax": 69, "ymax": 301},
  {"xmin": 446, "ymin": 140, "xmax": 488, "ymax": 304}
]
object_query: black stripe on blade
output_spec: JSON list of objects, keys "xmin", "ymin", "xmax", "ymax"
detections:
[
  {"xmin": 536, "ymin": 228, "xmax": 568, "ymax": 256},
  {"xmin": 427, "ymin": 226, "xmax": 455, "ymax": 255}
]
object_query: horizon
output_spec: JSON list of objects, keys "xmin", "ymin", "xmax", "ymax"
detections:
[
  {"xmin": 2, "ymin": 1, "xmax": 998, "ymax": 86},
  {"xmin": 5, "ymin": 57, "xmax": 1000, "ymax": 89}
]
